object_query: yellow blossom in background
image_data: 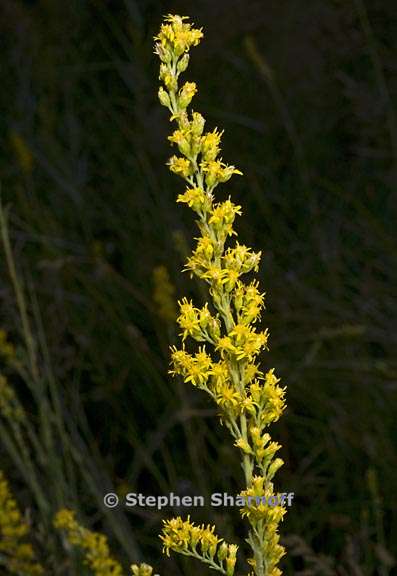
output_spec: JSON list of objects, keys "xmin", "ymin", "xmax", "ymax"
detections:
[
  {"xmin": 152, "ymin": 265, "xmax": 177, "ymax": 325},
  {"xmin": 0, "ymin": 375, "xmax": 25, "ymax": 421},
  {"xmin": 155, "ymin": 13, "xmax": 287, "ymax": 576},
  {"xmin": 0, "ymin": 329, "xmax": 16, "ymax": 362},
  {"xmin": 9, "ymin": 131, "xmax": 34, "ymax": 174},
  {"xmin": 54, "ymin": 508, "xmax": 123, "ymax": 576},
  {"xmin": 131, "ymin": 563, "xmax": 158, "ymax": 576},
  {"xmin": 0, "ymin": 471, "xmax": 44, "ymax": 575}
]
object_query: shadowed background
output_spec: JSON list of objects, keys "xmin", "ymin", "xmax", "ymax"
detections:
[{"xmin": 0, "ymin": 0, "xmax": 396, "ymax": 575}]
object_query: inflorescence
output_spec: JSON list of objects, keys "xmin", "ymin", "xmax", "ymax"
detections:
[{"xmin": 154, "ymin": 13, "xmax": 287, "ymax": 576}]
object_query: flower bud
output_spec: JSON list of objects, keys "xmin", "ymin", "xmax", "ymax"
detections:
[
  {"xmin": 177, "ymin": 53, "xmax": 190, "ymax": 73},
  {"xmin": 205, "ymin": 168, "xmax": 218, "ymax": 188},
  {"xmin": 190, "ymin": 526, "xmax": 201, "ymax": 548},
  {"xmin": 178, "ymin": 82, "xmax": 197, "ymax": 109},
  {"xmin": 163, "ymin": 72, "xmax": 178, "ymax": 92},
  {"xmin": 209, "ymin": 542, "xmax": 217, "ymax": 558},
  {"xmin": 131, "ymin": 564, "xmax": 153, "ymax": 576},
  {"xmin": 241, "ymin": 251, "xmax": 261, "ymax": 273},
  {"xmin": 217, "ymin": 542, "xmax": 228, "ymax": 561},
  {"xmin": 159, "ymin": 63, "xmax": 168, "ymax": 81},
  {"xmin": 158, "ymin": 87, "xmax": 171, "ymax": 108},
  {"xmin": 209, "ymin": 318, "xmax": 221, "ymax": 340},
  {"xmin": 219, "ymin": 165, "xmax": 243, "ymax": 183},
  {"xmin": 226, "ymin": 558, "xmax": 236, "ymax": 576},
  {"xmin": 267, "ymin": 458, "xmax": 284, "ymax": 481},
  {"xmin": 233, "ymin": 284, "xmax": 244, "ymax": 313},
  {"xmin": 199, "ymin": 306, "xmax": 211, "ymax": 328},
  {"xmin": 168, "ymin": 156, "xmax": 192, "ymax": 179},
  {"xmin": 155, "ymin": 43, "xmax": 172, "ymax": 64},
  {"xmin": 191, "ymin": 112, "xmax": 205, "ymax": 137},
  {"xmin": 235, "ymin": 438, "xmax": 253, "ymax": 454}
]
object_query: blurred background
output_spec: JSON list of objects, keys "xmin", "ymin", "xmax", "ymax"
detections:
[{"xmin": 0, "ymin": 0, "xmax": 396, "ymax": 575}]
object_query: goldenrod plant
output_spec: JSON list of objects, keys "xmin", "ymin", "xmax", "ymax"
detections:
[
  {"xmin": 153, "ymin": 14, "xmax": 287, "ymax": 576},
  {"xmin": 54, "ymin": 509, "xmax": 124, "ymax": 576},
  {"xmin": 0, "ymin": 202, "xmax": 140, "ymax": 573},
  {"xmin": 0, "ymin": 470, "xmax": 43, "ymax": 575},
  {"xmin": 0, "ymin": 374, "xmax": 25, "ymax": 421},
  {"xmin": 55, "ymin": 510, "xmax": 159, "ymax": 576}
]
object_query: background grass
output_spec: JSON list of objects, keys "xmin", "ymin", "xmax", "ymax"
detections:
[{"xmin": 0, "ymin": 0, "xmax": 396, "ymax": 575}]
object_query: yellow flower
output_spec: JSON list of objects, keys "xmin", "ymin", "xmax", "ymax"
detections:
[
  {"xmin": 161, "ymin": 516, "xmax": 235, "ymax": 573},
  {"xmin": 235, "ymin": 329, "xmax": 269, "ymax": 361},
  {"xmin": 170, "ymin": 346, "xmax": 213, "ymax": 387},
  {"xmin": 216, "ymin": 384, "xmax": 241, "ymax": 411},
  {"xmin": 208, "ymin": 200, "xmax": 242, "ymax": 237},
  {"xmin": 184, "ymin": 235, "xmax": 216, "ymax": 277},
  {"xmin": 158, "ymin": 86, "xmax": 171, "ymax": 108},
  {"xmin": 0, "ymin": 329, "xmax": 16, "ymax": 361},
  {"xmin": 54, "ymin": 509, "xmax": 123, "ymax": 576},
  {"xmin": 261, "ymin": 370, "xmax": 286, "ymax": 424},
  {"xmin": 223, "ymin": 244, "xmax": 261, "ymax": 274},
  {"xmin": 191, "ymin": 111, "xmax": 206, "ymax": 136},
  {"xmin": 229, "ymin": 323, "xmax": 251, "ymax": 344},
  {"xmin": 201, "ymin": 160, "xmax": 242, "ymax": 188},
  {"xmin": 244, "ymin": 363, "xmax": 263, "ymax": 385},
  {"xmin": 177, "ymin": 298, "xmax": 201, "ymax": 340},
  {"xmin": 155, "ymin": 15, "xmax": 203, "ymax": 59},
  {"xmin": 201, "ymin": 129, "xmax": 223, "ymax": 162},
  {"xmin": 210, "ymin": 361, "xmax": 229, "ymax": 386},
  {"xmin": 226, "ymin": 544, "xmax": 238, "ymax": 576},
  {"xmin": 131, "ymin": 563, "xmax": 157, "ymax": 576},
  {"xmin": 168, "ymin": 156, "xmax": 192, "ymax": 179},
  {"xmin": 223, "ymin": 267, "xmax": 240, "ymax": 292},
  {"xmin": 239, "ymin": 396, "xmax": 256, "ymax": 415},
  {"xmin": 178, "ymin": 81, "xmax": 197, "ymax": 109},
  {"xmin": 168, "ymin": 128, "xmax": 191, "ymax": 156},
  {"xmin": 0, "ymin": 471, "xmax": 43, "ymax": 575},
  {"xmin": 202, "ymin": 265, "xmax": 228, "ymax": 286},
  {"xmin": 152, "ymin": 265, "xmax": 177, "ymax": 325},
  {"xmin": 235, "ymin": 437, "xmax": 253, "ymax": 454},
  {"xmin": 215, "ymin": 336, "xmax": 237, "ymax": 357},
  {"xmin": 0, "ymin": 375, "xmax": 25, "ymax": 421},
  {"xmin": 155, "ymin": 13, "xmax": 287, "ymax": 576},
  {"xmin": 177, "ymin": 187, "xmax": 212, "ymax": 214}
]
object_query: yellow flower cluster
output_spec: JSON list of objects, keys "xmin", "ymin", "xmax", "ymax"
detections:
[
  {"xmin": 155, "ymin": 14, "xmax": 241, "ymax": 192},
  {"xmin": 0, "ymin": 471, "xmax": 43, "ymax": 575},
  {"xmin": 155, "ymin": 14, "xmax": 203, "ymax": 59},
  {"xmin": 131, "ymin": 563, "xmax": 157, "ymax": 576},
  {"xmin": 155, "ymin": 13, "xmax": 287, "ymax": 576},
  {"xmin": 240, "ymin": 476, "xmax": 286, "ymax": 576},
  {"xmin": 152, "ymin": 265, "xmax": 177, "ymax": 325},
  {"xmin": 0, "ymin": 329, "xmax": 15, "ymax": 362},
  {"xmin": 0, "ymin": 375, "xmax": 25, "ymax": 421},
  {"xmin": 161, "ymin": 516, "xmax": 237, "ymax": 576},
  {"xmin": 54, "ymin": 508, "xmax": 123, "ymax": 576}
]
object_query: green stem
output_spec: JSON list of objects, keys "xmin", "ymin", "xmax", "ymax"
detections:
[
  {"xmin": 179, "ymin": 549, "xmax": 227, "ymax": 574},
  {"xmin": 0, "ymin": 202, "xmax": 40, "ymax": 385}
]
